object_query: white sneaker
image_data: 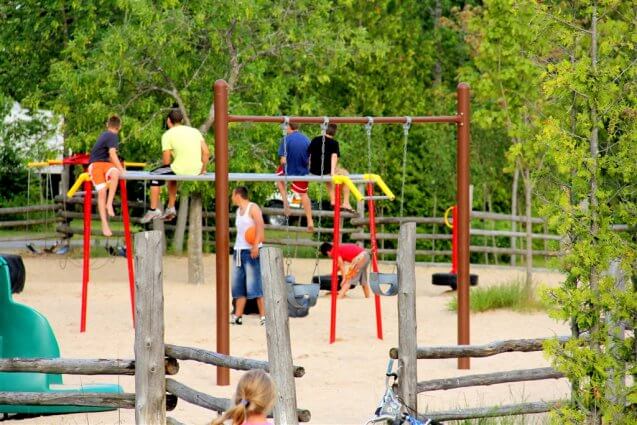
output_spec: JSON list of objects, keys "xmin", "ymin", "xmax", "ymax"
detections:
[
  {"xmin": 230, "ymin": 315, "xmax": 243, "ymax": 325},
  {"xmin": 140, "ymin": 209, "xmax": 162, "ymax": 223},
  {"xmin": 162, "ymin": 206, "xmax": 177, "ymax": 221},
  {"xmin": 260, "ymin": 316, "xmax": 266, "ymax": 326}
]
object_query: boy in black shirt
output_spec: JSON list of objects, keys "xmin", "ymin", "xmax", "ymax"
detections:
[
  {"xmin": 88, "ymin": 115, "xmax": 125, "ymax": 236},
  {"xmin": 308, "ymin": 123, "xmax": 354, "ymax": 212}
]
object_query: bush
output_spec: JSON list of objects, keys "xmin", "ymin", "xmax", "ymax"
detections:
[{"xmin": 447, "ymin": 281, "xmax": 547, "ymax": 313}]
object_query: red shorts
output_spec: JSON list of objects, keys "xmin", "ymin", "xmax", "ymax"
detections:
[
  {"xmin": 88, "ymin": 162, "xmax": 118, "ymax": 191},
  {"xmin": 276, "ymin": 166, "xmax": 308, "ymax": 194}
]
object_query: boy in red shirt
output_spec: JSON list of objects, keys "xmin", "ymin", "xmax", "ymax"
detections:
[{"xmin": 320, "ymin": 242, "xmax": 371, "ymax": 298}]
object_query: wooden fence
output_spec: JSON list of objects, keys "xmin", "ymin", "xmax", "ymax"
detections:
[
  {"xmin": 389, "ymin": 222, "xmax": 568, "ymax": 421},
  {"xmin": 0, "ymin": 231, "xmax": 310, "ymax": 424},
  {"xmin": 0, "ymin": 198, "xmax": 565, "ymax": 265}
]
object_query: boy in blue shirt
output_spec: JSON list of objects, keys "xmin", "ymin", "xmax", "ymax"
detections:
[{"xmin": 275, "ymin": 122, "xmax": 313, "ymax": 232}]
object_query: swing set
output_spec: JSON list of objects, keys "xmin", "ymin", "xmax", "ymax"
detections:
[
  {"xmin": 213, "ymin": 79, "xmax": 473, "ymax": 379},
  {"xmin": 55, "ymin": 79, "xmax": 471, "ymax": 386}
]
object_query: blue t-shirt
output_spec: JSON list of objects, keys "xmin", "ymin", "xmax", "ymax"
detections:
[
  {"xmin": 89, "ymin": 131, "xmax": 119, "ymax": 163},
  {"xmin": 277, "ymin": 131, "xmax": 310, "ymax": 176}
]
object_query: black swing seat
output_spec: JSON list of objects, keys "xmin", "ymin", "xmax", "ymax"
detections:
[
  {"xmin": 431, "ymin": 272, "xmax": 479, "ymax": 291},
  {"xmin": 369, "ymin": 272, "xmax": 399, "ymax": 296},
  {"xmin": 285, "ymin": 275, "xmax": 320, "ymax": 317}
]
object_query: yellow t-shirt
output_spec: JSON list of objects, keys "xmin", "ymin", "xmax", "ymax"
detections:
[{"xmin": 161, "ymin": 125, "xmax": 204, "ymax": 175}]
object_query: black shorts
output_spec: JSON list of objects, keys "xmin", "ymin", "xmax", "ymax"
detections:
[{"xmin": 150, "ymin": 166, "xmax": 175, "ymax": 186}]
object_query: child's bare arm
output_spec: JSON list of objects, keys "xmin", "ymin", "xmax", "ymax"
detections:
[{"xmin": 108, "ymin": 148, "xmax": 124, "ymax": 172}]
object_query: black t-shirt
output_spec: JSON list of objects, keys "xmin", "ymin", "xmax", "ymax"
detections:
[
  {"xmin": 308, "ymin": 136, "xmax": 340, "ymax": 175},
  {"xmin": 89, "ymin": 131, "xmax": 119, "ymax": 163}
]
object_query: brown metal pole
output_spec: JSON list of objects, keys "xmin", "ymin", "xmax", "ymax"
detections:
[
  {"xmin": 456, "ymin": 83, "xmax": 471, "ymax": 370},
  {"xmin": 214, "ymin": 80, "xmax": 230, "ymax": 385}
]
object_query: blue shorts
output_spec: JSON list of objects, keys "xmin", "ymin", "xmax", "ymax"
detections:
[{"xmin": 231, "ymin": 249, "xmax": 263, "ymax": 299}]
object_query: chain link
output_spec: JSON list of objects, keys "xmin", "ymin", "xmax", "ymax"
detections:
[
  {"xmin": 399, "ymin": 117, "xmax": 411, "ymax": 221},
  {"xmin": 365, "ymin": 116, "xmax": 373, "ymax": 173},
  {"xmin": 281, "ymin": 116, "xmax": 293, "ymax": 274}
]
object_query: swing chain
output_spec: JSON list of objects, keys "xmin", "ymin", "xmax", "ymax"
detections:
[
  {"xmin": 365, "ymin": 116, "xmax": 374, "ymax": 173},
  {"xmin": 281, "ymin": 115, "xmax": 292, "ymax": 274},
  {"xmin": 399, "ymin": 116, "xmax": 411, "ymax": 221},
  {"xmin": 321, "ymin": 116, "xmax": 329, "ymax": 134}
]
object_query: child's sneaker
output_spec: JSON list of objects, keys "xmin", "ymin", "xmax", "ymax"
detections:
[
  {"xmin": 230, "ymin": 314, "xmax": 243, "ymax": 325},
  {"xmin": 140, "ymin": 209, "xmax": 162, "ymax": 223},
  {"xmin": 162, "ymin": 206, "xmax": 177, "ymax": 221},
  {"xmin": 260, "ymin": 316, "xmax": 266, "ymax": 326}
]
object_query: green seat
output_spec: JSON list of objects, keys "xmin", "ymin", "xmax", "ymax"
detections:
[{"xmin": 0, "ymin": 254, "xmax": 123, "ymax": 416}]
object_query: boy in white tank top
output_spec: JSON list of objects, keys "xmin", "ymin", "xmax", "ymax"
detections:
[{"xmin": 231, "ymin": 187, "xmax": 266, "ymax": 325}]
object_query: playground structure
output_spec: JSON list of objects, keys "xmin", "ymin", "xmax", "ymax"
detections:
[
  {"xmin": 212, "ymin": 79, "xmax": 473, "ymax": 376},
  {"xmin": 27, "ymin": 155, "xmax": 143, "ymax": 332},
  {"xmin": 0, "ymin": 238, "xmax": 310, "ymax": 424}
]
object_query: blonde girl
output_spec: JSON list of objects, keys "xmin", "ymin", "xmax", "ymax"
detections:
[{"xmin": 211, "ymin": 370, "xmax": 276, "ymax": 425}]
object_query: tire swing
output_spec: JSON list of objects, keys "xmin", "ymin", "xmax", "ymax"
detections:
[
  {"xmin": 281, "ymin": 116, "xmax": 320, "ymax": 317},
  {"xmin": 431, "ymin": 205, "xmax": 479, "ymax": 290},
  {"xmin": 367, "ymin": 117, "xmax": 412, "ymax": 297}
]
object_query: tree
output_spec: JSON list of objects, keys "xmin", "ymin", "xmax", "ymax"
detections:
[
  {"xmin": 459, "ymin": 0, "xmax": 547, "ymax": 279},
  {"xmin": 525, "ymin": 1, "xmax": 637, "ymax": 423}
]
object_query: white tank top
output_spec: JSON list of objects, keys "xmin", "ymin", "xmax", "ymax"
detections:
[{"xmin": 235, "ymin": 202, "xmax": 257, "ymax": 250}]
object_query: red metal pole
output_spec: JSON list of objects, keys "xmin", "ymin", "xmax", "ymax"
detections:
[
  {"xmin": 329, "ymin": 184, "xmax": 342, "ymax": 344},
  {"xmin": 366, "ymin": 183, "xmax": 383, "ymax": 340},
  {"xmin": 119, "ymin": 180, "xmax": 136, "ymax": 327},
  {"xmin": 451, "ymin": 206, "xmax": 458, "ymax": 275},
  {"xmin": 456, "ymin": 83, "xmax": 471, "ymax": 369},
  {"xmin": 80, "ymin": 180, "xmax": 92, "ymax": 332},
  {"xmin": 214, "ymin": 80, "xmax": 231, "ymax": 385}
]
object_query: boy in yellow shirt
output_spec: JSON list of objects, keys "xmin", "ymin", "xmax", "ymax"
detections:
[{"xmin": 141, "ymin": 109, "xmax": 210, "ymax": 223}]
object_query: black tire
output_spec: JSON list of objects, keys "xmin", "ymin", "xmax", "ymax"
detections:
[
  {"xmin": 311, "ymin": 274, "xmax": 352, "ymax": 291},
  {"xmin": 0, "ymin": 253, "xmax": 26, "ymax": 294},
  {"xmin": 431, "ymin": 272, "xmax": 478, "ymax": 291}
]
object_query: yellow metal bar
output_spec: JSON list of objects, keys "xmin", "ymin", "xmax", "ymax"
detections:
[
  {"xmin": 67, "ymin": 173, "xmax": 90, "ymax": 198},
  {"xmin": 123, "ymin": 161, "xmax": 146, "ymax": 168},
  {"xmin": 362, "ymin": 174, "xmax": 395, "ymax": 201},
  {"xmin": 332, "ymin": 175, "xmax": 364, "ymax": 201},
  {"xmin": 27, "ymin": 160, "xmax": 62, "ymax": 168}
]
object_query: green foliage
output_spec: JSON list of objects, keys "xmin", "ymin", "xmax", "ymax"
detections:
[
  {"xmin": 447, "ymin": 281, "xmax": 547, "ymax": 313},
  {"xmin": 518, "ymin": 1, "xmax": 637, "ymax": 422}
]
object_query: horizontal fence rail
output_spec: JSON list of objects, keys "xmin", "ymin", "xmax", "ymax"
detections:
[
  {"xmin": 165, "ymin": 344, "xmax": 305, "ymax": 378},
  {"xmin": 390, "ymin": 336, "xmax": 570, "ymax": 360},
  {"xmin": 0, "ymin": 392, "xmax": 178, "ymax": 411},
  {"xmin": 422, "ymin": 400, "xmax": 565, "ymax": 421},
  {"xmin": 0, "ymin": 357, "xmax": 179, "ymax": 376},
  {"xmin": 417, "ymin": 367, "xmax": 564, "ymax": 393}
]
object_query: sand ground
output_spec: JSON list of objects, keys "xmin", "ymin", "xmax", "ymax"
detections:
[{"xmin": 7, "ymin": 254, "xmax": 570, "ymax": 424}]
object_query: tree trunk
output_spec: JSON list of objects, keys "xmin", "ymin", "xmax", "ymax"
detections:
[
  {"xmin": 173, "ymin": 195, "xmax": 189, "ymax": 255},
  {"xmin": 523, "ymin": 169, "xmax": 533, "ymax": 288},
  {"xmin": 510, "ymin": 164, "xmax": 520, "ymax": 266},
  {"xmin": 187, "ymin": 193, "xmax": 204, "ymax": 285},
  {"xmin": 433, "ymin": 0, "xmax": 442, "ymax": 86},
  {"xmin": 587, "ymin": 5, "xmax": 601, "ymax": 424},
  {"xmin": 482, "ymin": 186, "xmax": 489, "ymax": 265},
  {"xmin": 487, "ymin": 192, "xmax": 498, "ymax": 265}
]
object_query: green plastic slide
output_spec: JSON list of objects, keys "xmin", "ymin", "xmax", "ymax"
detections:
[{"xmin": 0, "ymin": 254, "xmax": 123, "ymax": 416}]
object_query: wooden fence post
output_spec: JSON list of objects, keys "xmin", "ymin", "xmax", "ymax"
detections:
[
  {"xmin": 134, "ymin": 231, "xmax": 166, "ymax": 425},
  {"xmin": 260, "ymin": 247, "xmax": 299, "ymax": 425},
  {"xmin": 397, "ymin": 222, "xmax": 417, "ymax": 411}
]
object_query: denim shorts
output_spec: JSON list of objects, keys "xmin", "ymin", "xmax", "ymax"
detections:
[{"xmin": 231, "ymin": 249, "xmax": 263, "ymax": 299}]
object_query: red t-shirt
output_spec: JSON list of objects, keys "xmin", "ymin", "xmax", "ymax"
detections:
[{"xmin": 331, "ymin": 243, "xmax": 364, "ymax": 262}]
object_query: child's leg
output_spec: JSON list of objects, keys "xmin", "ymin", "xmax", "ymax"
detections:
[
  {"xmin": 234, "ymin": 297, "xmax": 247, "ymax": 317},
  {"xmin": 167, "ymin": 181, "xmax": 177, "ymax": 209},
  {"xmin": 97, "ymin": 188, "xmax": 112, "ymax": 237},
  {"xmin": 106, "ymin": 168, "xmax": 121, "ymax": 217},
  {"xmin": 276, "ymin": 180, "xmax": 290, "ymax": 215},
  {"xmin": 150, "ymin": 186, "xmax": 161, "ymax": 210},
  {"xmin": 326, "ymin": 181, "xmax": 335, "ymax": 206}
]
